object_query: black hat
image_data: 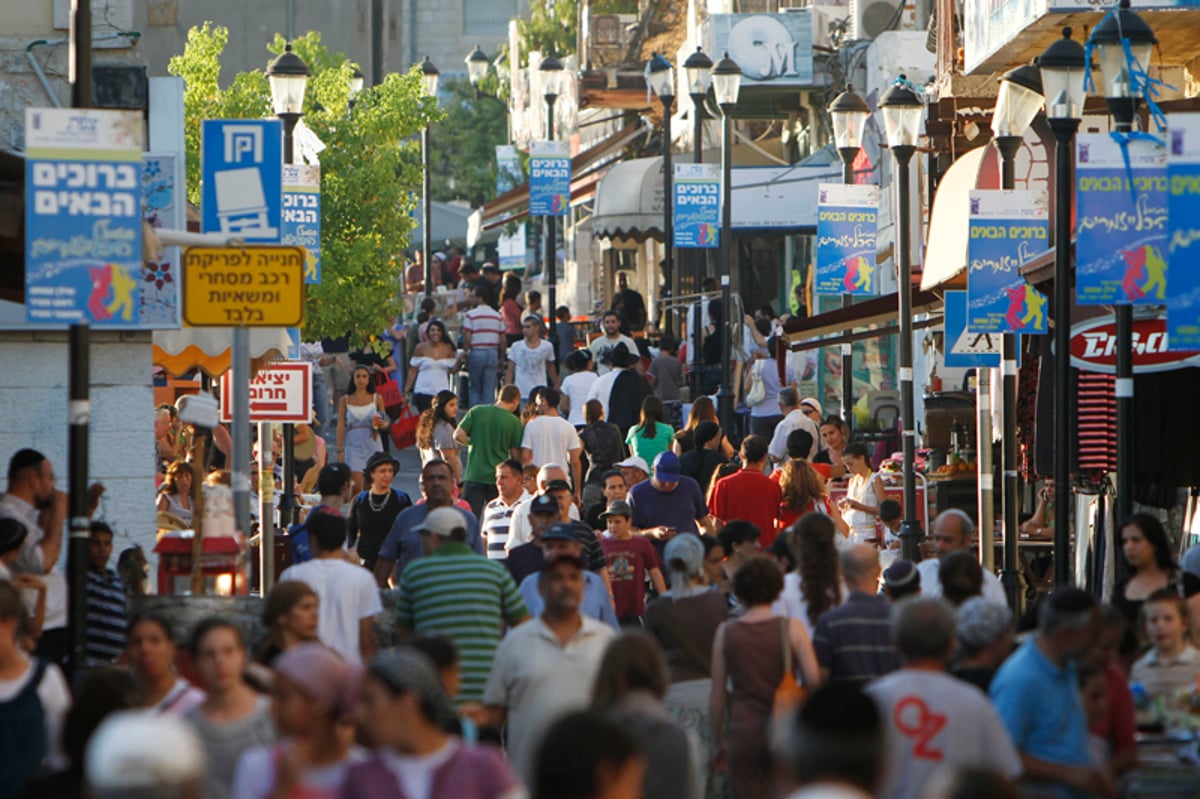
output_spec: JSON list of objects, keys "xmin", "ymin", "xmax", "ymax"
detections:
[
  {"xmin": 529, "ymin": 493, "xmax": 558, "ymax": 515},
  {"xmin": 542, "ymin": 522, "xmax": 580, "ymax": 542},
  {"xmin": 365, "ymin": 451, "xmax": 400, "ymax": 476},
  {"xmin": 609, "ymin": 342, "xmax": 641, "ymax": 368}
]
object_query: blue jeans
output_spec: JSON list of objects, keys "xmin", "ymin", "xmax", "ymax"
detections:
[
  {"xmin": 467, "ymin": 348, "xmax": 499, "ymax": 409},
  {"xmin": 311, "ymin": 367, "xmax": 333, "ymax": 443}
]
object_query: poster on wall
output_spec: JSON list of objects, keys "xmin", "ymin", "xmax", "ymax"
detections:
[
  {"xmin": 1167, "ymin": 114, "xmax": 1200, "ymax": 350},
  {"xmin": 673, "ymin": 163, "xmax": 720, "ymax": 248},
  {"xmin": 1075, "ymin": 133, "xmax": 1167, "ymax": 306},
  {"xmin": 815, "ymin": 183, "xmax": 879, "ymax": 296},
  {"xmin": 139, "ymin": 153, "xmax": 183, "ymax": 327},
  {"xmin": 282, "ymin": 164, "xmax": 321, "ymax": 285},
  {"xmin": 529, "ymin": 140, "xmax": 570, "ymax": 217},
  {"xmin": 966, "ymin": 189, "xmax": 1049, "ymax": 334}
]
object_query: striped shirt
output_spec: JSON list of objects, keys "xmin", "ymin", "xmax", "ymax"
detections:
[
  {"xmin": 85, "ymin": 568, "xmax": 128, "ymax": 666},
  {"xmin": 482, "ymin": 490, "xmax": 531, "ymax": 560},
  {"xmin": 812, "ymin": 591, "xmax": 899, "ymax": 687},
  {"xmin": 396, "ymin": 541, "xmax": 529, "ymax": 703},
  {"xmin": 464, "ymin": 305, "xmax": 505, "ymax": 349}
]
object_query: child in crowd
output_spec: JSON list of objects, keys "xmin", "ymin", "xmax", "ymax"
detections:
[
  {"xmin": 1130, "ymin": 589, "xmax": 1200, "ymax": 703},
  {"xmin": 598, "ymin": 501, "xmax": 665, "ymax": 626}
]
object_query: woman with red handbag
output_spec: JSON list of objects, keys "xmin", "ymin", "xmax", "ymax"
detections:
[{"xmin": 337, "ymin": 364, "xmax": 386, "ymax": 494}]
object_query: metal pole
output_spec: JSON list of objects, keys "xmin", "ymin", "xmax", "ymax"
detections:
[
  {"xmin": 70, "ymin": 0, "xmax": 93, "ymax": 108},
  {"xmin": 663, "ymin": 94, "xmax": 676, "ymax": 336},
  {"xmin": 232, "ymin": 328, "xmax": 252, "ymax": 553},
  {"xmin": 280, "ymin": 115, "xmax": 297, "ymax": 527},
  {"xmin": 893, "ymin": 144, "xmax": 922, "ymax": 561},
  {"xmin": 839, "ymin": 146, "xmax": 858, "ymax": 431},
  {"xmin": 1115, "ymin": 305, "xmax": 1133, "ymax": 525},
  {"xmin": 67, "ymin": 324, "xmax": 89, "ymax": 681},
  {"xmin": 1049, "ymin": 116, "xmax": 1079, "ymax": 587},
  {"xmin": 995, "ymin": 134, "xmax": 1021, "ymax": 606},
  {"xmin": 716, "ymin": 107, "xmax": 735, "ymax": 434},
  {"xmin": 546, "ymin": 94, "xmax": 558, "ymax": 349},
  {"xmin": 258, "ymin": 422, "xmax": 275, "ymax": 593},
  {"xmin": 691, "ymin": 93, "xmax": 705, "ymax": 394},
  {"xmin": 280, "ymin": 113, "xmax": 298, "ymax": 167},
  {"xmin": 422, "ymin": 124, "xmax": 433, "ymax": 296}
]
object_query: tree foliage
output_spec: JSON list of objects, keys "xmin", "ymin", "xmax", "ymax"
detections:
[
  {"xmin": 429, "ymin": 77, "xmax": 509, "ymax": 206},
  {"xmin": 167, "ymin": 24, "xmax": 440, "ymax": 345},
  {"xmin": 516, "ymin": 0, "xmax": 579, "ymax": 59}
]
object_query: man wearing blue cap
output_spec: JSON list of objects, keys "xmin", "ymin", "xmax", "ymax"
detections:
[{"xmin": 627, "ymin": 451, "xmax": 713, "ymax": 538}]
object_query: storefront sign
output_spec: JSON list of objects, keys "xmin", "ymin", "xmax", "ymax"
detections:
[
  {"xmin": 1069, "ymin": 315, "xmax": 1200, "ymax": 373},
  {"xmin": 966, "ymin": 189, "xmax": 1049, "ymax": 334},
  {"xmin": 281, "ymin": 164, "xmax": 321, "ymax": 284},
  {"xmin": 673, "ymin": 163, "xmax": 720, "ymax": 248},
  {"xmin": 219, "ymin": 362, "xmax": 312, "ymax": 423},
  {"xmin": 704, "ymin": 12, "xmax": 813, "ymax": 86},
  {"xmin": 201, "ymin": 119, "xmax": 282, "ymax": 242},
  {"xmin": 1075, "ymin": 134, "xmax": 1167, "ymax": 306},
  {"xmin": 24, "ymin": 108, "xmax": 145, "ymax": 326},
  {"xmin": 815, "ymin": 183, "xmax": 878, "ymax": 296},
  {"xmin": 1167, "ymin": 113, "xmax": 1200, "ymax": 350},
  {"xmin": 183, "ymin": 246, "xmax": 305, "ymax": 327},
  {"xmin": 529, "ymin": 140, "xmax": 570, "ymax": 217}
]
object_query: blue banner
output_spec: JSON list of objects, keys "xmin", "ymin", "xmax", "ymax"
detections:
[
  {"xmin": 815, "ymin": 183, "xmax": 878, "ymax": 296},
  {"xmin": 966, "ymin": 189, "xmax": 1050, "ymax": 334},
  {"xmin": 24, "ymin": 108, "xmax": 145, "ymax": 326},
  {"xmin": 529, "ymin": 140, "xmax": 569, "ymax": 217},
  {"xmin": 282, "ymin": 164, "xmax": 321, "ymax": 284},
  {"xmin": 943, "ymin": 291, "xmax": 1003, "ymax": 368},
  {"xmin": 202, "ymin": 119, "xmax": 282, "ymax": 241},
  {"xmin": 1167, "ymin": 115, "xmax": 1200, "ymax": 350},
  {"xmin": 673, "ymin": 163, "xmax": 720, "ymax": 248},
  {"xmin": 1075, "ymin": 134, "xmax": 1167, "ymax": 305}
]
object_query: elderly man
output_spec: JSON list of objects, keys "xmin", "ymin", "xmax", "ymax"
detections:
[
  {"xmin": 504, "ymin": 464, "xmax": 582, "ymax": 552},
  {"xmin": 627, "ymin": 452, "xmax": 713, "ymax": 538},
  {"xmin": 768, "ymin": 387, "xmax": 821, "ymax": 464},
  {"xmin": 917, "ymin": 509, "xmax": 1006, "ymax": 605},
  {"xmin": 614, "ymin": 455, "xmax": 650, "ymax": 489},
  {"xmin": 865, "ymin": 598, "xmax": 1021, "ymax": 799},
  {"xmin": 813, "ymin": 544, "xmax": 899, "ymax": 687}
]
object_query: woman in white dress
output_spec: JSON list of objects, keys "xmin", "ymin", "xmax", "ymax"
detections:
[
  {"xmin": 337, "ymin": 364, "xmax": 386, "ymax": 495},
  {"xmin": 404, "ymin": 320, "xmax": 462, "ymax": 413},
  {"xmin": 838, "ymin": 442, "xmax": 885, "ymax": 547}
]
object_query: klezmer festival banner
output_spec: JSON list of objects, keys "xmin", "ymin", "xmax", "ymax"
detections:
[
  {"xmin": 966, "ymin": 189, "xmax": 1049, "ymax": 334},
  {"xmin": 815, "ymin": 183, "xmax": 878, "ymax": 296}
]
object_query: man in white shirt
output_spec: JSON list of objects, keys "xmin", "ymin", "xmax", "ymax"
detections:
[
  {"xmin": 505, "ymin": 464, "xmax": 581, "ymax": 553},
  {"xmin": 865, "ymin": 598, "xmax": 1021, "ymax": 799},
  {"xmin": 768, "ymin": 387, "xmax": 821, "ymax": 464},
  {"xmin": 278, "ymin": 509, "xmax": 381, "ymax": 666},
  {"xmin": 916, "ymin": 510, "xmax": 1007, "ymax": 605},
  {"xmin": 588, "ymin": 311, "xmax": 638, "ymax": 376},
  {"xmin": 482, "ymin": 458, "xmax": 531, "ymax": 560},
  {"xmin": 521, "ymin": 388, "xmax": 582, "ymax": 501}
]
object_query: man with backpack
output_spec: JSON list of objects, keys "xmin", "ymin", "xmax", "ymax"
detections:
[{"xmin": 346, "ymin": 452, "xmax": 412, "ymax": 571}]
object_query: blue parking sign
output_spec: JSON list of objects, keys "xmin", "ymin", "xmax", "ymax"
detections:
[{"xmin": 202, "ymin": 120, "xmax": 282, "ymax": 242}]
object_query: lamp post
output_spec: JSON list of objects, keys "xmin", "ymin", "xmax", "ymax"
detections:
[
  {"xmin": 878, "ymin": 76, "xmax": 925, "ymax": 562},
  {"xmin": 648, "ymin": 54, "xmax": 677, "ymax": 335},
  {"xmin": 540, "ymin": 54, "xmax": 564, "ymax": 347},
  {"xmin": 466, "ymin": 45, "xmax": 489, "ymax": 95},
  {"xmin": 266, "ymin": 44, "xmax": 311, "ymax": 164},
  {"xmin": 684, "ymin": 46, "xmax": 712, "ymax": 391},
  {"xmin": 1092, "ymin": 0, "xmax": 1156, "ymax": 530},
  {"xmin": 829, "ymin": 85, "xmax": 871, "ymax": 431},
  {"xmin": 419, "ymin": 56, "xmax": 439, "ymax": 297},
  {"xmin": 712, "ymin": 53, "xmax": 741, "ymax": 435},
  {"xmin": 991, "ymin": 62, "xmax": 1043, "ymax": 607},
  {"xmin": 1038, "ymin": 28, "xmax": 1086, "ymax": 587},
  {"xmin": 348, "ymin": 66, "xmax": 364, "ymax": 109}
]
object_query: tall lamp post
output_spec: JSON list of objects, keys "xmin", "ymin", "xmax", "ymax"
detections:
[
  {"xmin": 539, "ymin": 55, "xmax": 565, "ymax": 346},
  {"xmin": 878, "ymin": 76, "xmax": 925, "ymax": 561},
  {"xmin": 829, "ymin": 85, "xmax": 871, "ymax": 431},
  {"xmin": 1038, "ymin": 28, "xmax": 1086, "ymax": 587},
  {"xmin": 711, "ymin": 53, "xmax": 741, "ymax": 435},
  {"xmin": 648, "ymin": 54, "xmax": 677, "ymax": 334},
  {"xmin": 1092, "ymin": 0, "xmax": 1156, "ymax": 529},
  {"xmin": 419, "ymin": 56, "xmax": 440, "ymax": 297},
  {"xmin": 466, "ymin": 45, "xmax": 490, "ymax": 94},
  {"xmin": 684, "ymin": 46, "xmax": 712, "ymax": 390},
  {"xmin": 267, "ymin": 44, "xmax": 310, "ymax": 165},
  {"xmin": 992, "ymin": 63, "xmax": 1043, "ymax": 606}
]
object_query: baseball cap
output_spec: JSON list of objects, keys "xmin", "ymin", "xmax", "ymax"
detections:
[
  {"xmin": 800, "ymin": 397, "xmax": 823, "ymax": 415},
  {"xmin": 529, "ymin": 493, "xmax": 559, "ymax": 515},
  {"xmin": 600, "ymin": 500, "xmax": 632, "ymax": 519},
  {"xmin": 653, "ymin": 451, "xmax": 681, "ymax": 482},
  {"xmin": 543, "ymin": 479, "xmax": 572, "ymax": 493},
  {"xmin": 414, "ymin": 506, "xmax": 467, "ymax": 537},
  {"xmin": 882, "ymin": 559, "xmax": 920, "ymax": 590},
  {"xmin": 542, "ymin": 522, "xmax": 581, "ymax": 542},
  {"xmin": 87, "ymin": 711, "xmax": 205, "ymax": 797},
  {"xmin": 615, "ymin": 455, "xmax": 650, "ymax": 475}
]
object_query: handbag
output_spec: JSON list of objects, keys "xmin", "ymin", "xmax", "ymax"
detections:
[
  {"xmin": 376, "ymin": 375, "xmax": 404, "ymax": 416},
  {"xmin": 390, "ymin": 402, "xmax": 419, "ymax": 449},
  {"xmin": 745, "ymin": 359, "xmax": 767, "ymax": 406},
  {"xmin": 771, "ymin": 617, "xmax": 806, "ymax": 731}
]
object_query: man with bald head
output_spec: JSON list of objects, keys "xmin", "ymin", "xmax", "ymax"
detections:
[
  {"xmin": 812, "ymin": 544, "xmax": 899, "ymax": 687},
  {"xmin": 917, "ymin": 509, "xmax": 1006, "ymax": 605}
]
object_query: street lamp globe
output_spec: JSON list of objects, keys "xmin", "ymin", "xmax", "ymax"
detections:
[
  {"xmin": 829, "ymin": 85, "xmax": 871, "ymax": 152},
  {"xmin": 266, "ymin": 44, "xmax": 310, "ymax": 116},
  {"xmin": 683, "ymin": 46, "xmax": 713, "ymax": 101},
  {"xmin": 466, "ymin": 45, "xmax": 489, "ymax": 87},
  {"xmin": 878, "ymin": 76, "xmax": 924, "ymax": 149},
  {"xmin": 711, "ymin": 52, "xmax": 742, "ymax": 110},
  {"xmin": 647, "ymin": 53, "xmax": 675, "ymax": 100},
  {"xmin": 419, "ymin": 56, "xmax": 440, "ymax": 98},
  {"xmin": 349, "ymin": 66, "xmax": 365, "ymax": 101},
  {"xmin": 539, "ymin": 54, "xmax": 564, "ymax": 101},
  {"xmin": 1091, "ymin": 0, "xmax": 1156, "ymax": 129},
  {"xmin": 1038, "ymin": 28, "xmax": 1087, "ymax": 121},
  {"xmin": 993, "ymin": 64, "xmax": 1043, "ymax": 138}
]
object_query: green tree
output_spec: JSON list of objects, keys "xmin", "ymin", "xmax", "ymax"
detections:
[
  {"xmin": 429, "ymin": 77, "xmax": 509, "ymax": 206},
  {"xmin": 168, "ymin": 23, "xmax": 440, "ymax": 345}
]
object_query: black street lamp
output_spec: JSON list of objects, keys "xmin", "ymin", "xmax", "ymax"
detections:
[
  {"xmin": 1092, "ymin": 0, "xmax": 1156, "ymax": 530},
  {"xmin": 878, "ymin": 76, "xmax": 925, "ymax": 562},
  {"xmin": 266, "ymin": 44, "xmax": 311, "ymax": 165},
  {"xmin": 419, "ymin": 56, "xmax": 440, "ymax": 297},
  {"xmin": 648, "ymin": 53, "xmax": 677, "ymax": 334},
  {"xmin": 829, "ymin": 84, "xmax": 871, "ymax": 431},
  {"xmin": 540, "ymin": 54, "xmax": 565, "ymax": 347},
  {"xmin": 1038, "ymin": 27, "xmax": 1086, "ymax": 587},
  {"xmin": 466, "ymin": 45, "xmax": 490, "ymax": 90},
  {"xmin": 992, "ymin": 62, "xmax": 1043, "ymax": 607},
  {"xmin": 712, "ymin": 52, "xmax": 741, "ymax": 435},
  {"xmin": 348, "ymin": 66, "xmax": 365, "ymax": 109},
  {"xmin": 684, "ymin": 46, "xmax": 712, "ymax": 388}
]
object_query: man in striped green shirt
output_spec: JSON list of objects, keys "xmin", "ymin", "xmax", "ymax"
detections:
[{"xmin": 396, "ymin": 506, "xmax": 530, "ymax": 704}]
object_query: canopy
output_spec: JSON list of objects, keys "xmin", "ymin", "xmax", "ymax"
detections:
[
  {"xmin": 591, "ymin": 156, "xmax": 666, "ymax": 243},
  {"xmin": 920, "ymin": 146, "xmax": 986, "ymax": 291},
  {"xmin": 152, "ymin": 327, "xmax": 292, "ymax": 377}
]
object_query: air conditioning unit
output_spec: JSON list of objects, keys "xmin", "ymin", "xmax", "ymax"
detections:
[{"xmin": 849, "ymin": 0, "xmax": 916, "ymax": 40}]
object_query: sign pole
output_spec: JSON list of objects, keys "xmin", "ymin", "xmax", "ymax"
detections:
[
  {"xmin": 258, "ymin": 421, "xmax": 275, "ymax": 593},
  {"xmin": 232, "ymin": 327, "xmax": 252, "ymax": 567},
  {"xmin": 66, "ymin": 324, "xmax": 89, "ymax": 682}
]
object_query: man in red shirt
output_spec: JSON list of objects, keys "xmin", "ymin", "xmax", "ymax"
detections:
[{"xmin": 708, "ymin": 434, "xmax": 783, "ymax": 546}]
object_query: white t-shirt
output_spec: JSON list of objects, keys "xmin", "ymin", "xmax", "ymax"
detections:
[
  {"xmin": 0, "ymin": 495, "xmax": 67, "ymax": 630},
  {"xmin": 771, "ymin": 572, "xmax": 849, "ymax": 635},
  {"xmin": 521, "ymin": 415, "xmax": 581, "ymax": 470},
  {"xmin": 916, "ymin": 557, "xmax": 1007, "ymax": 605},
  {"xmin": 585, "ymin": 369, "xmax": 622, "ymax": 420},
  {"xmin": 0, "ymin": 655, "xmax": 71, "ymax": 767},
  {"xmin": 380, "ymin": 739, "xmax": 460, "ymax": 799},
  {"xmin": 278, "ymin": 558, "xmax": 382, "ymax": 666},
  {"xmin": 507, "ymin": 339, "xmax": 555, "ymax": 398},
  {"xmin": 505, "ymin": 498, "xmax": 581, "ymax": 553},
  {"xmin": 589, "ymin": 334, "xmax": 639, "ymax": 376},
  {"xmin": 865, "ymin": 669, "xmax": 1022, "ymax": 799},
  {"xmin": 767, "ymin": 409, "xmax": 821, "ymax": 462},
  {"xmin": 231, "ymin": 743, "xmax": 366, "ymax": 799},
  {"xmin": 560, "ymin": 371, "xmax": 598, "ymax": 426}
]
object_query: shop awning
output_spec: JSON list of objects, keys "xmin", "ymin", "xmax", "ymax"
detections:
[
  {"xmin": 781, "ymin": 282, "xmax": 944, "ymax": 352},
  {"xmin": 153, "ymin": 327, "xmax": 292, "ymax": 377},
  {"xmin": 591, "ymin": 155, "xmax": 665, "ymax": 242},
  {"xmin": 920, "ymin": 146, "xmax": 987, "ymax": 291}
]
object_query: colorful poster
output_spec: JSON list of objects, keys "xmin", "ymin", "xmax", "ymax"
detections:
[
  {"xmin": 282, "ymin": 164, "xmax": 321, "ymax": 284},
  {"xmin": 140, "ymin": 153, "xmax": 182, "ymax": 327},
  {"xmin": 966, "ymin": 189, "xmax": 1049, "ymax": 334},
  {"xmin": 815, "ymin": 183, "xmax": 879, "ymax": 296},
  {"xmin": 24, "ymin": 108, "xmax": 144, "ymax": 326},
  {"xmin": 528, "ymin": 140, "xmax": 570, "ymax": 217},
  {"xmin": 1075, "ymin": 133, "xmax": 1167, "ymax": 305},
  {"xmin": 496, "ymin": 145, "xmax": 522, "ymax": 195},
  {"xmin": 673, "ymin": 163, "xmax": 720, "ymax": 248},
  {"xmin": 1167, "ymin": 114, "xmax": 1200, "ymax": 350}
]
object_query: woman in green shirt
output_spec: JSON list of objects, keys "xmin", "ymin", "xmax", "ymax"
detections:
[{"xmin": 625, "ymin": 395, "xmax": 675, "ymax": 466}]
